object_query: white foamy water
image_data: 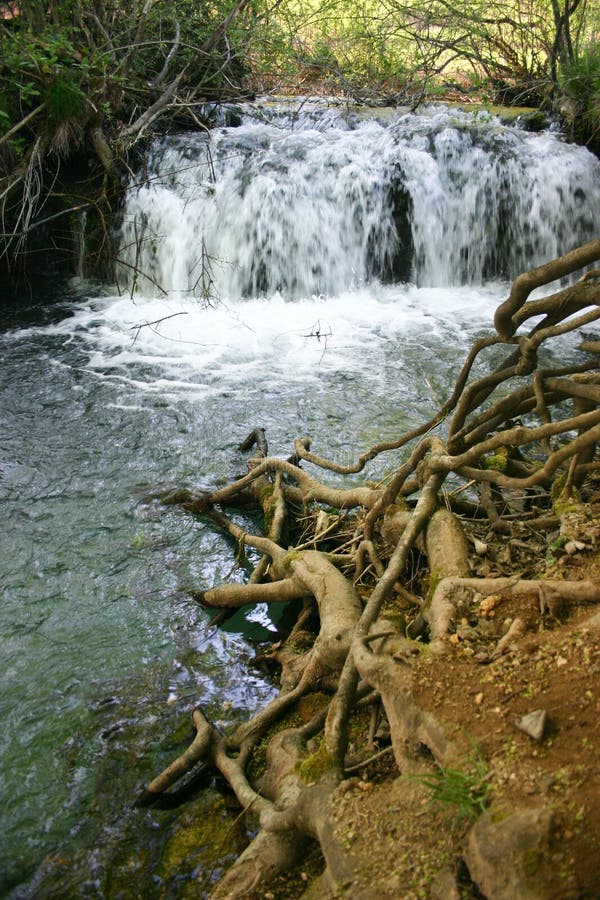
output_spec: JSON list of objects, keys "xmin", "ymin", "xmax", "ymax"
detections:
[
  {"xmin": 46, "ymin": 282, "xmax": 505, "ymax": 403},
  {"xmin": 117, "ymin": 102, "xmax": 600, "ymax": 299}
]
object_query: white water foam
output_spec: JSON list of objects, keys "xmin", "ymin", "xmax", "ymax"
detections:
[
  {"xmin": 46, "ymin": 283, "xmax": 505, "ymax": 400},
  {"xmin": 117, "ymin": 103, "xmax": 600, "ymax": 299}
]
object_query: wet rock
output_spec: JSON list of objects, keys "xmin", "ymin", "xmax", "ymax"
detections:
[
  {"xmin": 516, "ymin": 709, "xmax": 547, "ymax": 742},
  {"xmin": 465, "ymin": 808, "xmax": 555, "ymax": 899}
]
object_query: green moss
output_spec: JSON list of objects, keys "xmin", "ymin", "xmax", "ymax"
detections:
[
  {"xmin": 296, "ymin": 740, "xmax": 335, "ymax": 783},
  {"xmin": 480, "ymin": 447, "xmax": 509, "ymax": 472},
  {"xmin": 426, "ymin": 569, "xmax": 441, "ymax": 601},
  {"xmin": 521, "ymin": 847, "xmax": 541, "ymax": 880},
  {"xmin": 282, "ymin": 549, "xmax": 305, "ymax": 570},
  {"xmin": 255, "ymin": 481, "xmax": 275, "ymax": 530},
  {"xmin": 550, "ymin": 475, "xmax": 582, "ymax": 515},
  {"xmin": 246, "ymin": 708, "xmax": 303, "ymax": 782},
  {"xmin": 552, "ymin": 496, "xmax": 581, "ymax": 517},
  {"xmin": 257, "ymin": 481, "xmax": 274, "ymax": 504}
]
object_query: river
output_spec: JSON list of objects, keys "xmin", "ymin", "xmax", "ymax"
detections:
[{"xmin": 1, "ymin": 99, "xmax": 599, "ymax": 897}]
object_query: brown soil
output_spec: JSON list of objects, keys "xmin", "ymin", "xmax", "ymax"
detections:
[{"xmin": 307, "ymin": 544, "xmax": 600, "ymax": 900}]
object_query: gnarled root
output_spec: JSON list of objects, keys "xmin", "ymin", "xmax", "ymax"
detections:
[
  {"xmin": 137, "ymin": 241, "xmax": 600, "ymax": 897},
  {"xmin": 425, "ymin": 576, "xmax": 600, "ymax": 646}
]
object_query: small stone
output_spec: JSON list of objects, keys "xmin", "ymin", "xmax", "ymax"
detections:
[
  {"xmin": 475, "ymin": 692, "xmax": 484, "ymax": 705},
  {"xmin": 480, "ymin": 593, "xmax": 502, "ymax": 617},
  {"xmin": 516, "ymin": 709, "xmax": 547, "ymax": 742},
  {"xmin": 564, "ymin": 540, "xmax": 586, "ymax": 554},
  {"xmin": 556, "ymin": 656, "xmax": 568, "ymax": 667}
]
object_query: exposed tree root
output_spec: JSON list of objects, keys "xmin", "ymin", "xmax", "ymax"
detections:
[{"xmin": 138, "ymin": 242, "xmax": 600, "ymax": 897}]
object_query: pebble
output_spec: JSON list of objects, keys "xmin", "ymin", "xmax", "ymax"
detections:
[{"xmin": 516, "ymin": 708, "xmax": 547, "ymax": 742}]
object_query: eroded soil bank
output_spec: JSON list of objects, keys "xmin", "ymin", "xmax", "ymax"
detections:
[{"xmin": 231, "ymin": 504, "xmax": 600, "ymax": 900}]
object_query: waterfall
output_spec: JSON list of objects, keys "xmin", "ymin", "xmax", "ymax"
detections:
[{"xmin": 118, "ymin": 102, "xmax": 600, "ymax": 299}]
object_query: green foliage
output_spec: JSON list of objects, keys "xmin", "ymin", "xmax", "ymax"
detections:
[
  {"xmin": 560, "ymin": 43, "xmax": 600, "ymax": 102},
  {"xmin": 0, "ymin": 25, "xmax": 93, "ymax": 152},
  {"xmin": 546, "ymin": 534, "xmax": 567, "ymax": 566},
  {"xmin": 559, "ymin": 42, "xmax": 600, "ymax": 143},
  {"xmin": 44, "ymin": 75, "xmax": 87, "ymax": 125},
  {"xmin": 0, "ymin": 93, "xmax": 10, "ymax": 130}
]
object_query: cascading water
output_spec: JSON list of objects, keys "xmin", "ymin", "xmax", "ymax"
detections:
[
  {"xmin": 119, "ymin": 102, "xmax": 600, "ymax": 298},
  {"xmin": 2, "ymin": 100, "xmax": 600, "ymax": 898}
]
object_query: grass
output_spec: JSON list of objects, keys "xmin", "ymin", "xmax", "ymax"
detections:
[{"xmin": 408, "ymin": 745, "xmax": 490, "ymax": 821}]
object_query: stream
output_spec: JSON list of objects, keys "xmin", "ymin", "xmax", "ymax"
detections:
[{"xmin": 1, "ymin": 99, "xmax": 599, "ymax": 897}]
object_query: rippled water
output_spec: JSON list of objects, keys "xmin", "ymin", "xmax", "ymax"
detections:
[
  {"xmin": 1, "ymin": 99, "xmax": 599, "ymax": 897},
  {"xmin": 0, "ymin": 280, "xmax": 502, "ymax": 894}
]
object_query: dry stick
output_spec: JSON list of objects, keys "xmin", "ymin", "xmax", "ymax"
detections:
[
  {"xmin": 345, "ymin": 746, "xmax": 394, "ymax": 774},
  {"xmin": 248, "ymin": 470, "xmax": 287, "ymax": 586},
  {"xmin": 543, "ymin": 377, "xmax": 600, "ymax": 404},
  {"xmin": 494, "ymin": 236, "xmax": 600, "ymax": 339},
  {"xmin": 435, "ymin": 407, "xmax": 600, "ymax": 474},
  {"xmin": 448, "ymin": 362, "xmax": 520, "ymax": 444},
  {"xmin": 212, "ymin": 730, "xmax": 274, "ymax": 818},
  {"xmin": 202, "ymin": 456, "xmax": 379, "ymax": 511},
  {"xmin": 205, "ymin": 507, "xmax": 285, "ymax": 563},
  {"xmin": 562, "ymin": 453, "xmax": 580, "ymax": 498},
  {"xmin": 457, "ymin": 359, "xmax": 600, "ymax": 450},
  {"xmin": 478, "ymin": 482, "xmax": 511, "ymax": 534},
  {"xmin": 231, "ymin": 673, "xmax": 315, "ymax": 752},
  {"xmin": 453, "ymin": 421, "xmax": 600, "ymax": 490},
  {"xmin": 533, "ymin": 371, "xmax": 553, "ymax": 457},
  {"xmin": 0, "ymin": 104, "xmax": 45, "ymax": 148},
  {"xmin": 526, "ymin": 305, "xmax": 600, "ymax": 353},
  {"xmin": 427, "ymin": 576, "xmax": 600, "ymax": 641},
  {"xmin": 511, "ymin": 280, "xmax": 600, "ymax": 330},
  {"xmin": 324, "ymin": 468, "xmax": 446, "ymax": 768},
  {"xmin": 292, "ymin": 335, "xmax": 506, "ymax": 476},
  {"xmin": 196, "ymin": 577, "xmax": 309, "ymax": 609},
  {"xmin": 363, "ymin": 435, "xmax": 439, "ymax": 543},
  {"xmin": 222, "ymin": 545, "xmax": 362, "ymax": 750},
  {"xmin": 451, "ymin": 298, "xmax": 600, "ymax": 444},
  {"xmin": 354, "ymin": 539, "xmax": 385, "ymax": 580}
]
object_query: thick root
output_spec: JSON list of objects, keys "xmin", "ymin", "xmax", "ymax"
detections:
[{"xmin": 137, "ymin": 707, "xmax": 212, "ymax": 805}]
